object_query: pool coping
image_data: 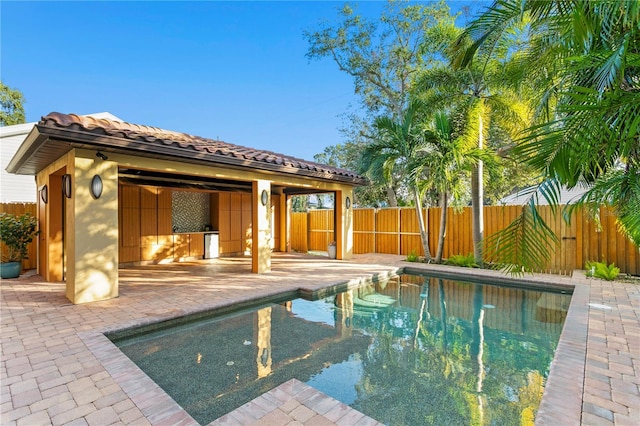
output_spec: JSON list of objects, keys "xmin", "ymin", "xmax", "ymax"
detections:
[{"xmin": 79, "ymin": 262, "xmax": 586, "ymax": 425}]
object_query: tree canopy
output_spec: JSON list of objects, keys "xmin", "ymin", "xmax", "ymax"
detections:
[
  {"xmin": 0, "ymin": 82, "xmax": 26, "ymax": 126},
  {"xmin": 455, "ymin": 0, "xmax": 640, "ymax": 271}
]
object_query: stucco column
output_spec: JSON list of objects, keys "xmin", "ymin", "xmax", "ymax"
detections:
[
  {"xmin": 252, "ymin": 180, "xmax": 271, "ymax": 273},
  {"xmin": 279, "ymin": 193, "xmax": 288, "ymax": 252},
  {"xmin": 66, "ymin": 151, "xmax": 119, "ymax": 304},
  {"xmin": 335, "ymin": 188, "xmax": 354, "ymax": 260}
]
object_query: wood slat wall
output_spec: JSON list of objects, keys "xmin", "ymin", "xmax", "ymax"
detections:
[
  {"xmin": 6, "ymin": 200, "xmax": 639, "ymax": 276},
  {"xmin": 290, "ymin": 212, "xmax": 308, "ymax": 253},
  {"xmin": 290, "ymin": 205, "xmax": 639, "ymax": 276},
  {"xmin": 308, "ymin": 209, "xmax": 334, "ymax": 251},
  {"xmin": 0, "ymin": 203, "xmax": 38, "ymax": 270}
]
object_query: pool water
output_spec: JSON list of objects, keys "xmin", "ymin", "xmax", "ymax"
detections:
[{"xmin": 109, "ymin": 274, "xmax": 571, "ymax": 425}]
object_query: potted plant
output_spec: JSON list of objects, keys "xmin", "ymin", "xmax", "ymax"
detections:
[
  {"xmin": 327, "ymin": 241, "xmax": 337, "ymax": 259},
  {"xmin": 0, "ymin": 212, "xmax": 38, "ymax": 279}
]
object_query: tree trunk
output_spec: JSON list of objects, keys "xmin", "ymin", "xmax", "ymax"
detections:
[
  {"xmin": 435, "ymin": 192, "xmax": 448, "ymax": 263},
  {"xmin": 386, "ymin": 184, "xmax": 398, "ymax": 207},
  {"xmin": 414, "ymin": 188, "xmax": 432, "ymax": 260},
  {"xmin": 471, "ymin": 114, "xmax": 484, "ymax": 264}
]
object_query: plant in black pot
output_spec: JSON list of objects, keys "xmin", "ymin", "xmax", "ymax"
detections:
[{"xmin": 0, "ymin": 212, "xmax": 38, "ymax": 279}]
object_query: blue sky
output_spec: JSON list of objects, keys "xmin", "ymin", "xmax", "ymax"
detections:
[{"xmin": 2, "ymin": 1, "xmax": 484, "ymax": 162}]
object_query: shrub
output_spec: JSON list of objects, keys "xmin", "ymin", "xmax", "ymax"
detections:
[
  {"xmin": 406, "ymin": 250, "xmax": 419, "ymax": 262},
  {"xmin": 0, "ymin": 212, "xmax": 38, "ymax": 262},
  {"xmin": 444, "ymin": 253, "xmax": 479, "ymax": 268},
  {"xmin": 585, "ymin": 260, "xmax": 620, "ymax": 281}
]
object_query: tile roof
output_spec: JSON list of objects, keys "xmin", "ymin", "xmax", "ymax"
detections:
[{"xmin": 37, "ymin": 112, "xmax": 366, "ymax": 185}]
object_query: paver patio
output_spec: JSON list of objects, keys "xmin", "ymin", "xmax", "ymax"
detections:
[{"xmin": 1, "ymin": 253, "xmax": 638, "ymax": 425}]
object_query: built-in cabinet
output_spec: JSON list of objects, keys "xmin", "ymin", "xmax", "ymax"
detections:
[
  {"xmin": 118, "ymin": 185, "xmax": 276, "ymax": 264},
  {"xmin": 212, "ymin": 192, "xmax": 253, "ymax": 256}
]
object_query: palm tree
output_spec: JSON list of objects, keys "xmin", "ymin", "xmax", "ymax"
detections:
[
  {"xmin": 454, "ymin": 0, "xmax": 640, "ymax": 272},
  {"xmin": 418, "ymin": 58, "xmax": 530, "ymax": 264},
  {"xmin": 361, "ymin": 100, "xmax": 433, "ymax": 260},
  {"xmin": 422, "ymin": 111, "xmax": 483, "ymax": 263}
]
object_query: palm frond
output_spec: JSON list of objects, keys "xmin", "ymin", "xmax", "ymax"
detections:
[{"xmin": 484, "ymin": 199, "xmax": 559, "ymax": 275}]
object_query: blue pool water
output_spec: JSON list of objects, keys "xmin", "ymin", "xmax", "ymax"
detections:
[{"xmin": 109, "ymin": 273, "xmax": 571, "ymax": 425}]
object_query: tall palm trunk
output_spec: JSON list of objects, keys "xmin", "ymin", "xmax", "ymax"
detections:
[
  {"xmin": 435, "ymin": 191, "xmax": 448, "ymax": 262},
  {"xmin": 386, "ymin": 184, "xmax": 398, "ymax": 207},
  {"xmin": 471, "ymin": 113, "xmax": 484, "ymax": 264},
  {"xmin": 413, "ymin": 188, "xmax": 432, "ymax": 260}
]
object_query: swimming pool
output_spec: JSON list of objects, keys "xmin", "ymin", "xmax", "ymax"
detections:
[{"xmin": 109, "ymin": 273, "xmax": 571, "ymax": 425}]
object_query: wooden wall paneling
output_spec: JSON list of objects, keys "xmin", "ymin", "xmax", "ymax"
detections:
[
  {"xmin": 119, "ymin": 185, "xmax": 140, "ymax": 263},
  {"xmin": 140, "ymin": 186, "xmax": 157, "ymax": 210},
  {"xmin": 575, "ymin": 207, "xmax": 584, "ymax": 270},
  {"xmin": 375, "ymin": 208, "xmax": 399, "ymax": 254},
  {"xmin": 616, "ymin": 215, "xmax": 627, "ymax": 273},
  {"xmin": 289, "ymin": 212, "xmax": 308, "ymax": 252},
  {"xmin": 173, "ymin": 234, "xmax": 189, "ymax": 259},
  {"xmin": 218, "ymin": 193, "xmax": 231, "ymax": 244},
  {"xmin": 287, "ymin": 203, "xmax": 639, "ymax": 276},
  {"xmin": 189, "ymin": 233, "xmax": 205, "ymax": 258},
  {"xmin": 157, "ymin": 188, "xmax": 172, "ymax": 209},
  {"xmin": 229, "ymin": 193, "xmax": 242, "ymax": 243},
  {"xmin": 157, "ymin": 188, "xmax": 172, "ymax": 235},
  {"xmin": 605, "ymin": 207, "xmax": 618, "ymax": 265},
  {"xmin": 140, "ymin": 188, "xmax": 158, "ymax": 262},
  {"xmin": 210, "ymin": 192, "xmax": 220, "ymax": 231}
]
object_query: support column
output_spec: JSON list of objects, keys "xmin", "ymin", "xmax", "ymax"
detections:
[
  {"xmin": 335, "ymin": 188, "xmax": 354, "ymax": 260},
  {"xmin": 279, "ymin": 194, "xmax": 288, "ymax": 252},
  {"xmin": 252, "ymin": 180, "xmax": 271, "ymax": 273},
  {"xmin": 67, "ymin": 151, "xmax": 119, "ymax": 304}
]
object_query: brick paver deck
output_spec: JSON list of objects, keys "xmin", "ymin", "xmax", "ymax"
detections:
[{"xmin": 1, "ymin": 253, "xmax": 638, "ymax": 425}]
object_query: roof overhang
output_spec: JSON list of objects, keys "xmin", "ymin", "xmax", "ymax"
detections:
[{"xmin": 6, "ymin": 114, "xmax": 369, "ymax": 187}]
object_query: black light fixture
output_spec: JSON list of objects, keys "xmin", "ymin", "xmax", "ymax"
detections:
[
  {"xmin": 96, "ymin": 151, "xmax": 108, "ymax": 160},
  {"xmin": 261, "ymin": 189, "xmax": 269, "ymax": 206},
  {"xmin": 62, "ymin": 174, "xmax": 72, "ymax": 198},
  {"xmin": 346, "ymin": 196, "xmax": 351, "ymax": 209},
  {"xmin": 90, "ymin": 175, "xmax": 103, "ymax": 199},
  {"xmin": 40, "ymin": 185, "xmax": 48, "ymax": 204}
]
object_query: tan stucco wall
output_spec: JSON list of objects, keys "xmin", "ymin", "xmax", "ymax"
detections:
[
  {"xmin": 336, "ymin": 189, "xmax": 354, "ymax": 260},
  {"xmin": 252, "ymin": 180, "xmax": 271, "ymax": 273},
  {"xmin": 36, "ymin": 151, "xmax": 75, "ymax": 282},
  {"xmin": 68, "ymin": 150, "xmax": 119, "ymax": 303},
  {"xmin": 34, "ymin": 147, "xmax": 356, "ymax": 303}
]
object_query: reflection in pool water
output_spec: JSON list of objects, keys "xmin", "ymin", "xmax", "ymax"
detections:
[{"xmin": 109, "ymin": 274, "xmax": 571, "ymax": 425}]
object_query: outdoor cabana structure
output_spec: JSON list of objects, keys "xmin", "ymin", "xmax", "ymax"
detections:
[{"xmin": 6, "ymin": 112, "xmax": 367, "ymax": 304}]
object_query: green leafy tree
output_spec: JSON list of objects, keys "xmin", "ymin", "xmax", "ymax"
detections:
[
  {"xmin": 456, "ymin": 0, "xmax": 640, "ymax": 272},
  {"xmin": 422, "ymin": 111, "xmax": 485, "ymax": 262},
  {"xmin": 291, "ymin": 195, "xmax": 309, "ymax": 213},
  {"xmin": 417, "ymin": 46, "xmax": 530, "ymax": 264},
  {"xmin": 361, "ymin": 100, "xmax": 434, "ymax": 259},
  {"xmin": 0, "ymin": 82, "xmax": 26, "ymax": 126},
  {"xmin": 314, "ymin": 140, "xmax": 387, "ymax": 207},
  {"xmin": 305, "ymin": 0, "xmax": 458, "ymax": 207}
]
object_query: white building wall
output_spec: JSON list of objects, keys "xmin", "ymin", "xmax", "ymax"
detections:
[
  {"xmin": 1, "ymin": 112, "xmax": 122, "ymax": 203},
  {"xmin": 1, "ymin": 122, "xmax": 37, "ymax": 202}
]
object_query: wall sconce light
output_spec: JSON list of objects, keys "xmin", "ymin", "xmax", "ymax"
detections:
[
  {"xmin": 62, "ymin": 174, "xmax": 72, "ymax": 198},
  {"xmin": 90, "ymin": 175, "xmax": 103, "ymax": 199},
  {"xmin": 346, "ymin": 196, "xmax": 351, "ymax": 209},
  {"xmin": 40, "ymin": 185, "xmax": 48, "ymax": 204},
  {"xmin": 261, "ymin": 189, "xmax": 269, "ymax": 206},
  {"xmin": 96, "ymin": 151, "xmax": 108, "ymax": 160}
]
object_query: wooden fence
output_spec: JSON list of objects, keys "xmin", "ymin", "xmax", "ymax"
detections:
[
  {"xmin": 291, "ymin": 205, "xmax": 639, "ymax": 276},
  {"xmin": 4, "ymin": 202, "xmax": 638, "ymax": 276},
  {"xmin": 1, "ymin": 203, "xmax": 38, "ymax": 270}
]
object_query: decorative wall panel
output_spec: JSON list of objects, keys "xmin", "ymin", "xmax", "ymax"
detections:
[{"xmin": 172, "ymin": 191, "xmax": 211, "ymax": 232}]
